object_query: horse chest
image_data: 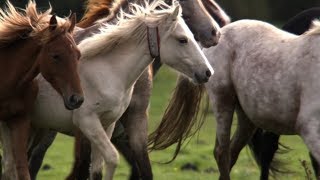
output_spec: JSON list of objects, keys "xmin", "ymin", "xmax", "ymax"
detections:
[{"xmin": 94, "ymin": 90, "xmax": 133, "ymax": 124}]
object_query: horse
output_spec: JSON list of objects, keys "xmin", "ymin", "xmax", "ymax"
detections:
[
  {"xmin": 1, "ymin": 1, "xmax": 214, "ymax": 179},
  {"xmin": 154, "ymin": 19, "xmax": 320, "ymax": 179},
  {"xmin": 247, "ymin": 7, "xmax": 320, "ymax": 180},
  {"xmin": 23, "ymin": 0, "xmax": 229, "ymax": 179},
  {"xmin": 0, "ymin": 1, "xmax": 83, "ymax": 179}
]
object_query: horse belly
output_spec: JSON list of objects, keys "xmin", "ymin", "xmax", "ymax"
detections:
[
  {"xmin": 237, "ymin": 89, "xmax": 299, "ymax": 135},
  {"xmin": 31, "ymin": 109, "xmax": 74, "ymax": 135}
]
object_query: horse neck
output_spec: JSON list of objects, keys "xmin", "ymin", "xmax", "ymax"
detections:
[
  {"xmin": 0, "ymin": 38, "xmax": 41, "ymax": 90},
  {"xmin": 83, "ymin": 39, "xmax": 152, "ymax": 91}
]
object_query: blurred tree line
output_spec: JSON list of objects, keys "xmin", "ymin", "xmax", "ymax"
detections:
[
  {"xmin": 216, "ymin": 0, "xmax": 320, "ymax": 22},
  {"xmin": 0, "ymin": 0, "xmax": 319, "ymax": 22},
  {"xmin": 0, "ymin": 0, "xmax": 86, "ymax": 20}
]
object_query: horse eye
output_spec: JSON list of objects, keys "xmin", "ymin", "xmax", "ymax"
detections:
[
  {"xmin": 178, "ymin": 38, "xmax": 188, "ymax": 44},
  {"xmin": 52, "ymin": 54, "xmax": 60, "ymax": 61}
]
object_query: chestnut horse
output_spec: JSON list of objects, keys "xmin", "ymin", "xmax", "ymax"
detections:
[
  {"xmin": 0, "ymin": 1, "xmax": 83, "ymax": 180},
  {"xmin": 24, "ymin": 0, "xmax": 229, "ymax": 180}
]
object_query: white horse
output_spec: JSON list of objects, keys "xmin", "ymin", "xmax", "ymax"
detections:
[{"xmin": 0, "ymin": 1, "xmax": 213, "ymax": 179}]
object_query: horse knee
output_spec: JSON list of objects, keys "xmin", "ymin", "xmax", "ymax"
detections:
[
  {"xmin": 91, "ymin": 172, "xmax": 102, "ymax": 180},
  {"xmin": 91, "ymin": 156, "xmax": 103, "ymax": 174},
  {"xmin": 2, "ymin": 166, "xmax": 17, "ymax": 180},
  {"xmin": 90, "ymin": 154, "xmax": 103, "ymax": 180},
  {"xmin": 109, "ymin": 151, "xmax": 120, "ymax": 167},
  {"xmin": 214, "ymin": 145, "xmax": 224, "ymax": 162}
]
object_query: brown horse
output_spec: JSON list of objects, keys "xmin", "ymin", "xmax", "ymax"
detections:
[{"xmin": 0, "ymin": 1, "xmax": 83, "ymax": 179}]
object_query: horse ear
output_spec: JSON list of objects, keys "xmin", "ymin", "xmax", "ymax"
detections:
[
  {"xmin": 49, "ymin": 15, "xmax": 57, "ymax": 31},
  {"xmin": 68, "ymin": 13, "xmax": 76, "ymax": 33},
  {"xmin": 170, "ymin": 6, "xmax": 180, "ymax": 21}
]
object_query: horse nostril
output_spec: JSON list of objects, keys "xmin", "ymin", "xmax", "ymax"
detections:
[
  {"xmin": 69, "ymin": 94, "xmax": 84, "ymax": 106},
  {"xmin": 211, "ymin": 29, "xmax": 216, "ymax": 36},
  {"xmin": 205, "ymin": 70, "xmax": 212, "ymax": 78}
]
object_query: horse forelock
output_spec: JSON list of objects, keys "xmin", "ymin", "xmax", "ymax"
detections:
[
  {"xmin": 78, "ymin": 0, "xmax": 181, "ymax": 60},
  {"xmin": 0, "ymin": 1, "xmax": 73, "ymax": 46},
  {"xmin": 304, "ymin": 20, "xmax": 320, "ymax": 36},
  {"xmin": 35, "ymin": 17, "xmax": 75, "ymax": 45}
]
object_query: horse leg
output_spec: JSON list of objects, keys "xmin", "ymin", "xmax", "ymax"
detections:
[
  {"xmin": 119, "ymin": 68, "xmax": 152, "ymax": 180},
  {"xmin": 7, "ymin": 115, "xmax": 31, "ymax": 180},
  {"xmin": 309, "ymin": 152, "xmax": 320, "ymax": 179},
  {"xmin": 125, "ymin": 112, "xmax": 151, "ymax": 180},
  {"xmin": 297, "ymin": 112, "xmax": 320, "ymax": 179},
  {"xmin": 258, "ymin": 131, "xmax": 280, "ymax": 180},
  {"xmin": 0, "ymin": 122, "xmax": 17, "ymax": 180},
  {"xmin": 207, "ymin": 87, "xmax": 236, "ymax": 180},
  {"xmin": 66, "ymin": 129, "xmax": 91, "ymax": 180},
  {"xmin": 229, "ymin": 105, "xmax": 256, "ymax": 169},
  {"xmin": 90, "ymin": 144, "xmax": 104, "ymax": 180},
  {"xmin": 28, "ymin": 130, "xmax": 57, "ymax": 180},
  {"xmin": 112, "ymin": 132, "xmax": 140, "ymax": 180},
  {"xmin": 75, "ymin": 116, "xmax": 119, "ymax": 180}
]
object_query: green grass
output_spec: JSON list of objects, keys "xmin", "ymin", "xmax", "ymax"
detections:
[{"xmin": 37, "ymin": 67, "xmax": 313, "ymax": 179}]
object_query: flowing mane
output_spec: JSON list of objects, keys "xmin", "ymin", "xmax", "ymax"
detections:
[
  {"xmin": 78, "ymin": 0, "xmax": 127, "ymax": 28},
  {"xmin": 79, "ymin": 0, "xmax": 181, "ymax": 60},
  {"xmin": 0, "ymin": 0, "xmax": 73, "ymax": 46},
  {"xmin": 304, "ymin": 20, "xmax": 320, "ymax": 36}
]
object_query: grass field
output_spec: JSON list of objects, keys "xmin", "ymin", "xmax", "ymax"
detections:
[{"xmin": 37, "ymin": 67, "xmax": 314, "ymax": 180}]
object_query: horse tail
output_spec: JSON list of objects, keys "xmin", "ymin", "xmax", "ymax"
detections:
[
  {"xmin": 148, "ymin": 75, "xmax": 207, "ymax": 162},
  {"xmin": 247, "ymin": 129, "xmax": 291, "ymax": 178},
  {"xmin": 282, "ymin": 7, "xmax": 320, "ymax": 35}
]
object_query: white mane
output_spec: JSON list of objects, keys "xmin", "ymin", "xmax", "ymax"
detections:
[{"xmin": 78, "ymin": 0, "xmax": 181, "ymax": 60}]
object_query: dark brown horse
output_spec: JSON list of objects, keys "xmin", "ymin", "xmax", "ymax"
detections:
[{"xmin": 0, "ymin": 1, "xmax": 83, "ymax": 179}]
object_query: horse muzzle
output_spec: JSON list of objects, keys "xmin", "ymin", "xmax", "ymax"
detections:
[
  {"xmin": 194, "ymin": 69, "xmax": 212, "ymax": 84},
  {"xmin": 199, "ymin": 29, "xmax": 221, "ymax": 48},
  {"xmin": 64, "ymin": 94, "xmax": 84, "ymax": 110}
]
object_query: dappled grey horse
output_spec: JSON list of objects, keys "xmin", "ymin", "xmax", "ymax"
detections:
[
  {"xmin": 203, "ymin": 19, "xmax": 320, "ymax": 180},
  {"xmin": 149, "ymin": 19, "xmax": 320, "ymax": 180},
  {"xmin": 248, "ymin": 7, "xmax": 320, "ymax": 180}
]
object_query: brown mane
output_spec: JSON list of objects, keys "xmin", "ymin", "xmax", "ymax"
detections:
[
  {"xmin": 77, "ymin": 0, "xmax": 127, "ymax": 28},
  {"xmin": 0, "ymin": 0, "xmax": 73, "ymax": 46}
]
